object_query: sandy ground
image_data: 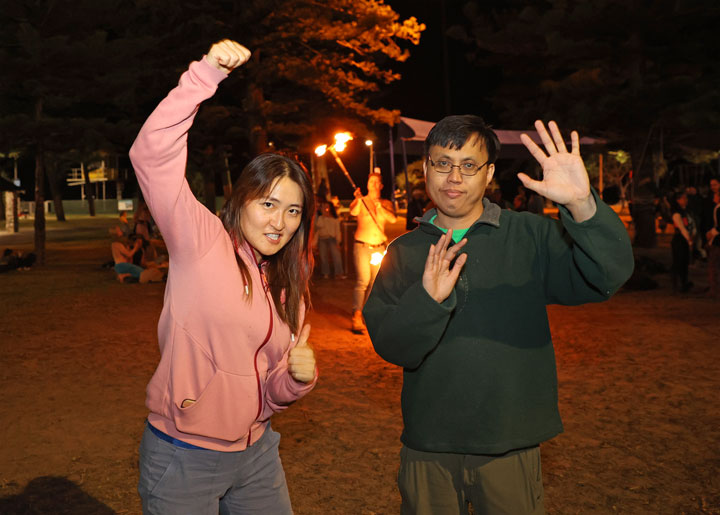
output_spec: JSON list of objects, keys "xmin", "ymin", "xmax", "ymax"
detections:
[{"xmin": 0, "ymin": 215, "xmax": 718, "ymax": 514}]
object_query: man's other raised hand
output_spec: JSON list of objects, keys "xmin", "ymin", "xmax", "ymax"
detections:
[{"xmin": 519, "ymin": 120, "xmax": 596, "ymax": 222}]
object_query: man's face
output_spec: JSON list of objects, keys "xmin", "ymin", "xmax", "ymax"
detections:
[
  {"xmin": 423, "ymin": 135, "xmax": 495, "ymax": 228},
  {"xmin": 367, "ymin": 175, "xmax": 382, "ymax": 195}
]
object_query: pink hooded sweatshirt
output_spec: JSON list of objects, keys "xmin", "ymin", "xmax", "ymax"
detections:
[{"xmin": 129, "ymin": 57, "xmax": 317, "ymax": 452}]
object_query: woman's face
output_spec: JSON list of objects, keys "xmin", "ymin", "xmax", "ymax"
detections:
[{"xmin": 240, "ymin": 176, "xmax": 304, "ymax": 260}]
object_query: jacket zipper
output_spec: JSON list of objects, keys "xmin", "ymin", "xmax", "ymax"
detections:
[{"xmin": 247, "ymin": 260, "xmax": 273, "ymax": 447}]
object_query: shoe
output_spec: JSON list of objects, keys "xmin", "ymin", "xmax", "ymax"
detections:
[
  {"xmin": 337, "ymin": 274, "xmax": 347, "ymax": 280},
  {"xmin": 322, "ymin": 274, "xmax": 330, "ymax": 279},
  {"xmin": 351, "ymin": 311, "xmax": 366, "ymax": 333}
]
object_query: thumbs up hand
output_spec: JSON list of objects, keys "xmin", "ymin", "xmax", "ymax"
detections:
[{"xmin": 288, "ymin": 324, "xmax": 316, "ymax": 383}]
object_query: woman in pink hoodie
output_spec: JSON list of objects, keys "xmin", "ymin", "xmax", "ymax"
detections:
[{"xmin": 130, "ymin": 40, "xmax": 318, "ymax": 514}]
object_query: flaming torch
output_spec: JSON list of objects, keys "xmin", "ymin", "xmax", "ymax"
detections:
[
  {"xmin": 315, "ymin": 132, "xmax": 386, "ymax": 267},
  {"xmin": 315, "ymin": 132, "xmax": 357, "ymax": 189}
]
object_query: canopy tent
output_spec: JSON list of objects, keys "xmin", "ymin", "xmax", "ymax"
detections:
[
  {"xmin": 387, "ymin": 116, "xmax": 606, "ymax": 204},
  {"xmin": 391, "ymin": 116, "xmax": 605, "ymax": 158}
]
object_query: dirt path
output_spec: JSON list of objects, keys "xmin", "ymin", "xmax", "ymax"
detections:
[{"xmin": 1, "ymin": 217, "xmax": 718, "ymax": 514}]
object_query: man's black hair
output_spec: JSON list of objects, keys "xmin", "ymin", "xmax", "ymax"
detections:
[{"xmin": 424, "ymin": 115, "xmax": 501, "ymax": 164}]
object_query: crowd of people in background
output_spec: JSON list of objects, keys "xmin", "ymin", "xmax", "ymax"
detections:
[
  {"xmin": 101, "ymin": 172, "xmax": 719, "ymax": 301},
  {"xmin": 108, "ymin": 201, "xmax": 167, "ymax": 284},
  {"xmin": 657, "ymin": 177, "xmax": 720, "ymax": 296}
]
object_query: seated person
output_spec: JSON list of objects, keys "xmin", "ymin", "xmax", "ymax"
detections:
[
  {"xmin": 133, "ymin": 200, "xmax": 153, "ymax": 241},
  {"xmin": 109, "ymin": 210, "xmax": 132, "ymax": 239},
  {"xmin": 0, "ymin": 248, "xmax": 36, "ymax": 273},
  {"xmin": 112, "ymin": 236, "xmax": 143, "ymax": 282}
]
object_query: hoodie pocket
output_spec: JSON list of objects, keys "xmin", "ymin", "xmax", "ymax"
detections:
[{"xmin": 173, "ymin": 370, "xmax": 259, "ymax": 442}]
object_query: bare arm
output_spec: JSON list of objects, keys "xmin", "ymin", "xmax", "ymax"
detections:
[
  {"xmin": 672, "ymin": 213, "xmax": 692, "ymax": 243},
  {"xmin": 377, "ymin": 199, "xmax": 397, "ymax": 223},
  {"xmin": 349, "ymin": 188, "xmax": 363, "ymax": 216}
]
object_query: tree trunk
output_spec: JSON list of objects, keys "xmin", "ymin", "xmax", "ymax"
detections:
[
  {"xmin": 46, "ymin": 158, "xmax": 66, "ymax": 221},
  {"xmin": 34, "ymin": 98, "xmax": 46, "ymax": 265},
  {"xmin": 247, "ymin": 53, "xmax": 268, "ymax": 155},
  {"xmin": 221, "ymin": 150, "xmax": 232, "ymax": 201},
  {"xmin": 630, "ymin": 135, "xmax": 658, "ymax": 248},
  {"xmin": 4, "ymin": 191, "xmax": 20, "ymax": 232},
  {"xmin": 34, "ymin": 147, "xmax": 46, "ymax": 265},
  {"xmin": 82, "ymin": 162, "xmax": 96, "ymax": 216},
  {"xmin": 625, "ymin": 29, "xmax": 657, "ymax": 247},
  {"xmin": 116, "ymin": 176, "xmax": 124, "ymax": 202},
  {"xmin": 248, "ymin": 81, "xmax": 268, "ymax": 155}
]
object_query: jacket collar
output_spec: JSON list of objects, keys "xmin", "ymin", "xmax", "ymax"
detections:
[{"xmin": 417, "ymin": 198, "xmax": 501, "ymax": 236}]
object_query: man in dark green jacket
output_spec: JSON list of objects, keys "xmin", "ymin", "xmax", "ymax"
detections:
[{"xmin": 364, "ymin": 116, "xmax": 634, "ymax": 514}]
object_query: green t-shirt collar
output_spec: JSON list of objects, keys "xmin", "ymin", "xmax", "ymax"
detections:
[{"xmin": 429, "ymin": 215, "xmax": 471, "ymax": 243}]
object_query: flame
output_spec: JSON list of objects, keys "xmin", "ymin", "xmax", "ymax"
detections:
[
  {"xmin": 314, "ymin": 144, "xmax": 327, "ymax": 157},
  {"xmin": 370, "ymin": 251, "xmax": 386, "ymax": 266},
  {"xmin": 334, "ymin": 132, "xmax": 353, "ymax": 144}
]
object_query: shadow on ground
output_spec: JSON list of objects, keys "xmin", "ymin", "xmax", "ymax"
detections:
[{"xmin": 0, "ymin": 476, "xmax": 115, "ymax": 515}]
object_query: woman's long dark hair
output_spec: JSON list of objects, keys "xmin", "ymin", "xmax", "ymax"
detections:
[{"xmin": 220, "ymin": 153, "xmax": 314, "ymax": 333}]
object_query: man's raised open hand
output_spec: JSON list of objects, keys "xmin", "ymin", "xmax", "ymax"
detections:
[
  {"xmin": 207, "ymin": 39, "xmax": 251, "ymax": 74},
  {"xmin": 519, "ymin": 120, "xmax": 596, "ymax": 222}
]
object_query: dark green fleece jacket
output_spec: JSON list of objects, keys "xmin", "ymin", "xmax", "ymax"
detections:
[{"xmin": 364, "ymin": 190, "xmax": 634, "ymax": 455}]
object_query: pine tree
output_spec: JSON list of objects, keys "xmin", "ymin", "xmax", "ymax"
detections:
[
  {"xmin": 0, "ymin": 0, "xmax": 156, "ymax": 262},
  {"xmin": 452, "ymin": 0, "xmax": 720, "ymax": 246}
]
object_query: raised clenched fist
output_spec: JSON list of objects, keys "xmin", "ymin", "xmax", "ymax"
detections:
[{"xmin": 207, "ymin": 39, "xmax": 251, "ymax": 74}]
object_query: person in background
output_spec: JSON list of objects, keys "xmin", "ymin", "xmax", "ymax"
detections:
[
  {"xmin": 705, "ymin": 189, "xmax": 720, "ymax": 297},
  {"xmin": 512, "ymin": 185, "xmax": 528, "ymax": 211},
  {"xmin": 655, "ymin": 191, "xmax": 673, "ymax": 233},
  {"xmin": 314, "ymin": 199, "xmax": 345, "ymax": 279},
  {"xmin": 405, "ymin": 182, "xmax": 429, "ymax": 230},
  {"xmin": 349, "ymin": 169, "xmax": 396, "ymax": 333},
  {"xmin": 0, "ymin": 248, "xmax": 36, "ymax": 273},
  {"xmin": 701, "ymin": 178, "xmax": 720, "ymax": 246},
  {"xmin": 111, "ymin": 234, "xmax": 164, "ymax": 284},
  {"xmin": 111, "ymin": 236, "xmax": 143, "ymax": 283},
  {"xmin": 671, "ymin": 190, "xmax": 695, "ymax": 293},
  {"xmin": 109, "ymin": 210, "xmax": 132, "ymax": 238},
  {"xmin": 364, "ymin": 116, "xmax": 633, "ymax": 514},
  {"xmin": 526, "ymin": 189, "xmax": 546, "ymax": 215},
  {"xmin": 685, "ymin": 185, "xmax": 706, "ymax": 259},
  {"xmin": 129, "ymin": 39, "xmax": 317, "ymax": 514},
  {"xmin": 133, "ymin": 200, "xmax": 153, "ymax": 241}
]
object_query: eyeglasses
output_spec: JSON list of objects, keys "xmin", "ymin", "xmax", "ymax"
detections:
[{"xmin": 427, "ymin": 156, "xmax": 490, "ymax": 176}]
